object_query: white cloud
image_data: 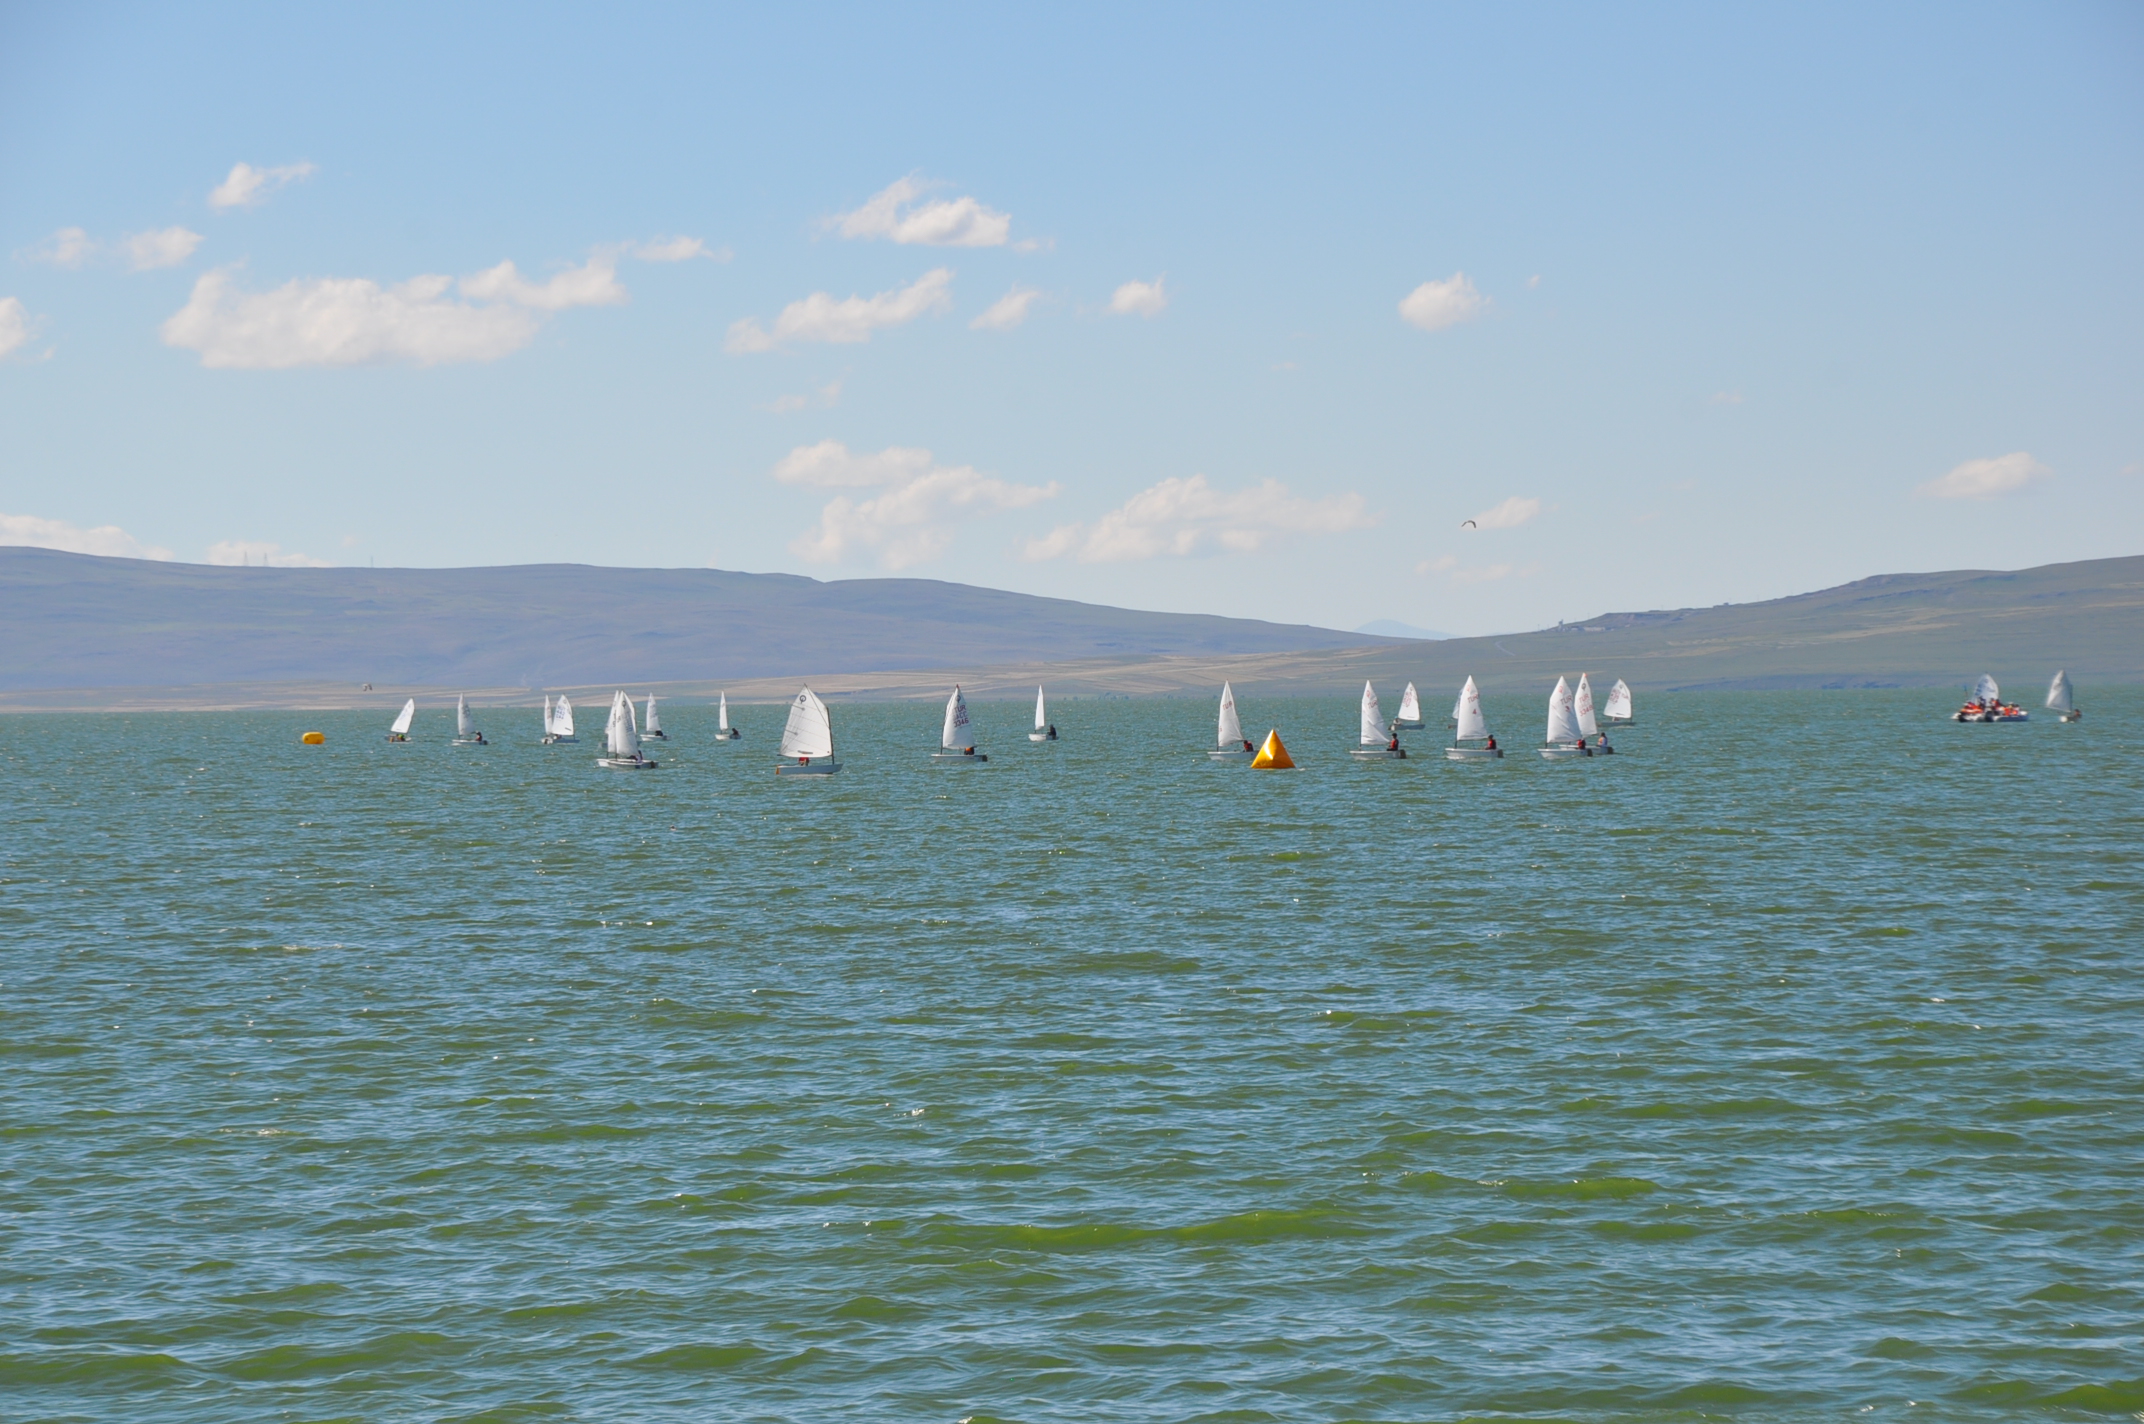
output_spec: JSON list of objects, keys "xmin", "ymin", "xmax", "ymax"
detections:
[
  {"xmin": 971, "ymin": 285, "xmax": 1042, "ymax": 331},
  {"xmin": 161, "ymin": 251, "xmax": 628, "ymax": 369},
  {"xmin": 832, "ymin": 177, "xmax": 1012, "ymax": 248},
  {"xmin": 208, "ymin": 161, "xmax": 317, "ymax": 210},
  {"xmin": 1399, "ymin": 272, "xmax": 1486, "ymax": 332},
  {"xmin": 726, "ymin": 268, "xmax": 952, "ymax": 353},
  {"xmin": 1918, "ymin": 451, "xmax": 2052, "ymax": 500},
  {"xmin": 1108, "ymin": 277, "xmax": 1168, "ymax": 318},
  {"xmin": 0, "ymin": 297, "xmax": 36, "ymax": 358},
  {"xmin": 1415, "ymin": 555, "xmax": 1536, "ymax": 585},
  {"xmin": 1, "ymin": 511, "xmax": 173, "ymax": 560},
  {"xmin": 1025, "ymin": 474, "xmax": 1373, "ymax": 563},
  {"xmin": 459, "ymin": 255, "xmax": 627, "ymax": 310},
  {"xmin": 768, "ymin": 380, "xmax": 842, "ymax": 414},
  {"xmin": 207, "ymin": 539, "xmax": 331, "ymax": 568},
  {"xmin": 775, "ymin": 439, "xmax": 1057, "ymax": 570},
  {"xmin": 125, "ymin": 227, "xmax": 205, "ymax": 271},
  {"xmin": 25, "ymin": 227, "xmax": 93, "ymax": 268},
  {"xmin": 632, "ymin": 235, "xmax": 728, "ymax": 263},
  {"xmin": 1467, "ymin": 496, "xmax": 1543, "ymax": 529}
]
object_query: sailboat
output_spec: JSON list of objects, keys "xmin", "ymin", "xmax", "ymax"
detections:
[
  {"xmin": 597, "ymin": 690, "xmax": 658, "ymax": 769},
  {"xmin": 933, "ymin": 685, "xmax": 988, "ymax": 763},
  {"xmin": 1393, "ymin": 682, "xmax": 1425, "ymax": 729},
  {"xmin": 545, "ymin": 693, "xmax": 578, "ymax": 744},
  {"xmin": 1210, "ymin": 682, "xmax": 1256, "ymax": 761},
  {"xmin": 643, "ymin": 695, "xmax": 666, "ymax": 740},
  {"xmin": 1029, "ymin": 686, "xmax": 1057, "ymax": 742},
  {"xmin": 386, "ymin": 698, "xmax": 415, "ymax": 743},
  {"xmin": 1573, "ymin": 674, "xmax": 1613, "ymax": 753},
  {"xmin": 453, "ymin": 695, "xmax": 488, "ymax": 746},
  {"xmin": 774, "ymin": 686, "xmax": 838, "ymax": 774},
  {"xmin": 1603, "ymin": 679, "xmax": 1635, "ymax": 725},
  {"xmin": 1953, "ymin": 673, "xmax": 2028, "ymax": 722},
  {"xmin": 540, "ymin": 695, "xmax": 553, "ymax": 744},
  {"xmin": 1540, "ymin": 677, "xmax": 1592, "ymax": 759},
  {"xmin": 717, "ymin": 693, "xmax": 741, "ymax": 741},
  {"xmin": 2047, "ymin": 670, "xmax": 2081, "ymax": 723},
  {"xmin": 1350, "ymin": 681, "xmax": 1405, "ymax": 759},
  {"xmin": 1445, "ymin": 676, "xmax": 1503, "ymax": 760}
]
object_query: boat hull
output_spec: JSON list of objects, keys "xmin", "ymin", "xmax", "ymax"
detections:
[
  {"xmin": 1953, "ymin": 711, "xmax": 2029, "ymax": 722},
  {"xmin": 453, "ymin": 737, "xmax": 487, "ymax": 746},
  {"xmin": 1028, "ymin": 732, "xmax": 1053, "ymax": 742},
  {"xmin": 1350, "ymin": 747, "xmax": 1407, "ymax": 759},
  {"xmin": 1208, "ymin": 749, "xmax": 1256, "ymax": 762},
  {"xmin": 542, "ymin": 735, "xmax": 579, "ymax": 744},
  {"xmin": 931, "ymin": 751, "xmax": 989, "ymax": 764},
  {"xmin": 597, "ymin": 756, "xmax": 659, "ymax": 770},
  {"xmin": 1445, "ymin": 746, "xmax": 1504, "ymax": 760},
  {"xmin": 775, "ymin": 759, "xmax": 839, "ymax": 775},
  {"xmin": 1540, "ymin": 745, "xmax": 1591, "ymax": 760}
]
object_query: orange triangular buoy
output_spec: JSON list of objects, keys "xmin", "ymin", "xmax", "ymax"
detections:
[{"xmin": 1250, "ymin": 728, "xmax": 1294, "ymax": 769}]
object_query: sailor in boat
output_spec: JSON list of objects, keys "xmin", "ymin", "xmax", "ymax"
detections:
[
  {"xmin": 1045, "ymin": 724, "xmax": 1058, "ymax": 741},
  {"xmin": 1484, "ymin": 734, "xmax": 1497, "ymax": 752}
]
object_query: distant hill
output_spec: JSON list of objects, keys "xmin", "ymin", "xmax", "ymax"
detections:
[
  {"xmin": 1354, "ymin": 619, "xmax": 1453, "ymax": 640},
  {"xmin": 0, "ymin": 549, "xmax": 1393, "ymax": 692}
]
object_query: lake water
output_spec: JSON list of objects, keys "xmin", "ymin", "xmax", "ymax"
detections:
[{"xmin": 3, "ymin": 690, "xmax": 2139, "ymax": 1422}]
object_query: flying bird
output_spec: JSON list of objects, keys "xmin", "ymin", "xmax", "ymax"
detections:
[{"xmin": 1461, "ymin": 519, "xmax": 1477, "ymax": 529}]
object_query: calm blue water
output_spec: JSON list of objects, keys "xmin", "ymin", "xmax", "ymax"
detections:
[{"xmin": 2, "ymin": 690, "xmax": 2139, "ymax": 1422}]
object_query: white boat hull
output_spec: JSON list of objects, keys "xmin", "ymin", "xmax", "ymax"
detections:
[
  {"xmin": 1350, "ymin": 747, "xmax": 1407, "ymax": 759},
  {"xmin": 1445, "ymin": 746, "xmax": 1504, "ymax": 761},
  {"xmin": 931, "ymin": 751, "xmax": 989, "ymax": 764},
  {"xmin": 775, "ymin": 759, "xmax": 839, "ymax": 775},
  {"xmin": 1393, "ymin": 719, "xmax": 1425, "ymax": 730},
  {"xmin": 1209, "ymin": 748, "xmax": 1256, "ymax": 762},
  {"xmin": 453, "ymin": 737, "xmax": 487, "ymax": 746},
  {"xmin": 542, "ymin": 734, "xmax": 579, "ymax": 744},
  {"xmin": 1953, "ymin": 711, "xmax": 2029, "ymax": 722},
  {"xmin": 1028, "ymin": 732, "xmax": 1056, "ymax": 742},
  {"xmin": 1540, "ymin": 745, "xmax": 1591, "ymax": 760},
  {"xmin": 718, "ymin": 730, "xmax": 741, "ymax": 740},
  {"xmin": 597, "ymin": 756, "xmax": 659, "ymax": 770}
]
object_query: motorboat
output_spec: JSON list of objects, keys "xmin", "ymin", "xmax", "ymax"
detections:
[{"xmin": 1953, "ymin": 674, "xmax": 2028, "ymax": 722}]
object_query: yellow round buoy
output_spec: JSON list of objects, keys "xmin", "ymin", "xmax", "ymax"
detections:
[
  {"xmin": 1250, "ymin": 728, "xmax": 1294, "ymax": 769},
  {"xmin": 301, "ymin": 731, "xmax": 326, "ymax": 745}
]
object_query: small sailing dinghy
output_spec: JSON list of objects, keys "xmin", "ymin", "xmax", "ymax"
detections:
[
  {"xmin": 774, "ymin": 686, "xmax": 838, "ymax": 774},
  {"xmin": 545, "ymin": 693, "xmax": 578, "ymax": 744},
  {"xmin": 1393, "ymin": 682, "xmax": 1425, "ymax": 730},
  {"xmin": 1953, "ymin": 673, "xmax": 2028, "ymax": 722},
  {"xmin": 1351, "ymin": 681, "xmax": 1406, "ymax": 759},
  {"xmin": 1603, "ymin": 678, "xmax": 1635, "ymax": 725},
  {"xmin": 1574, "ymin": 674, "xmax": 1613, "ymax": 754},
  {"xmin": 453, "ymin": 695, "xmax": 488, "ymax": 746},
  {"xmin": 1029, "ymin": 686, "xmax": 1057, "ymax": 742},
  {"xmin": 386, "ymin": 697, "xmax": 416, "ymax": 742},
  {"xmin": 1445, "ymin": 676, "xmax": 1503, "ymax": 760},
  {"xmin": 1540, "ymin": 677, "xmax": 1592, "ymax": 759},
  {"xmin": 717, "ymin": 693, "xmax": 741, "ymax": 741},
  {"xmin": 597, "ymin": 690, "xmax": 659, "ymax": 769},
  {"xmin": 643, "ymin": 695, "xmax": 666, "ymax": 740},
  {"xmin": 1210, "ymin": 682, "xmax": 1257, "ymax": 761},
  {"xmin": 2047, "ymin": 670, "xmax": 2081, "ymax": 723},
  {"xmin": 932, "ymin": 685, "xmax": 988, "ymax": 764},
  {"xmin": 540, "ymin": 695, "xmax": 553, "ymax": 743}
]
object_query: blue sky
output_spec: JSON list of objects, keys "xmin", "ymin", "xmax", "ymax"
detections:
[{"xmin": 2, "ymin": 2, "xmax": 2139, "ymax": 635}]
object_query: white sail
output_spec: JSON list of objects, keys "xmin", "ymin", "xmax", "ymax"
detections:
[
  {"xmin": 1359, "ymin": 681, "xmax": 1386, "ymax": 745},
  {"xmin": 555, "ymin": 695, "xmax": 575, "ymax": 737},
  {"xmin": 606, "ymin": 690, "xmax": 640, "ymax": 758},
  {"xmin": 1217, "ymin": 682, "xmax": 1244, "ymax": 749},
  {"xmin": 1975, "ymin": 673, "xmax": 2000, "ymax": 706},
  {"xmin": 779, "ymin": 687, "xmax": 833, "ymax": 759},
  {"xmin": 942, "ymin": 685, "xmax": 976, "ymax": 750},
  {"xmin": 1034, "ymin": 686, "xmax": 1047, "ymax": 731},
  {"xmin": 1574, "ymin": 674, "xmax": 1599, "ymax": 738},
  {"xmin": 1454, "ymin": 676, "xmax": 1488, "ymax": 741},
  {"xmin": 1605, "ymin": 679, "xmax": 1633, "ymax": 719},
  {"xmin": 457, "ymin": 695, "xmax": 475, "ymax": 739},
  {"xmin": 718, "ymin": 693, "xmax": 730, "ymax": 732},
  {"xmin": 1397, "ymin": 683, "xmax": 1421, "ymax": 722},
  {"xmin": 1545, "ymin": 677, "xmax": 1582, "ymax": 745},
  {"xmin": 542, "ymin": 695, "xmax": 554, "ymax": 736},
  {"xmin": 2046, "ymin": 670, "xmax": 2073, "ymax": 713},
  {"xmin": 390, "ymin": 698, "xmax": 416, "ymax": 736},
  {"xmin": 644, "ymin": 695, "xmax": 661, "ymax": 735}
]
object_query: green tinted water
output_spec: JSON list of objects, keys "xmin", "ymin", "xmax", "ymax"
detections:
[{"xmin": 2, "ymin": 691, "xmax": 2139, "ymax": 1421}]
